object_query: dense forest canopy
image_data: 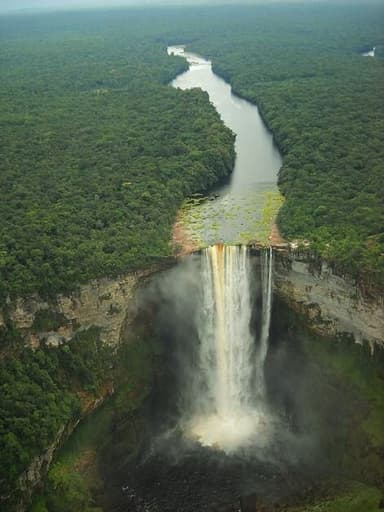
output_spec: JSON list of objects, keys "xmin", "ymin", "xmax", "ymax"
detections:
[
  {"xmin": 1, "ymin": 4, "xmax": 383, "ymax": 305},
  {"xmin": 1, "ymin": 3, "xmax": 384, "ymax": 508},
  {"xmin": 183, "ymin": 4, "xmax": 384, "ymax": 288},
  {"xmin": 0, "ymin": 9, "xmax": 235, "ymax": 303},
  {"xmin": 153, "ymin": 3, "xmax": 384, "ymax": 288}
]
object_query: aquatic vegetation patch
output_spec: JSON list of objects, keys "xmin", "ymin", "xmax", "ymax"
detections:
[{"xmin": 176, "ymin": 184, "xmax": 281, "ymax": 247}]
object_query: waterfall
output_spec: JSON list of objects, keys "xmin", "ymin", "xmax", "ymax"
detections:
[
  {"xmin": 261, "ymin": 246, "xmax": 274, "ymax": 358},
  {"xmin": 256, "ymin": 247, "xmax": 273, "ymax": 398},
  {"xmin": 185, "ymin": 244, "xmax": 274, "ymax": 451},
  {"xmin": 199, "ymin": 244, "xmax": 254, "ymax": 416}
]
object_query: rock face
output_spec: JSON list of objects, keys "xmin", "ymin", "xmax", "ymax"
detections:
[
  {"xmin": 0, "ymin": 266, "xmax": 167, "ymax": 511},
  {"xmin": 1, "ymin": 266, "xmax": 165, "ymax": 350},
  {"xmin": 273, "ymin": 250, "xmax": 384, "ymax": 349},
  {"xmin": 4, "ymin": 249, "xmax": 382, "ymax": 352},
  {"xmin": 2, "ymin": 250, "xmax": 384, "ymax": 511}
]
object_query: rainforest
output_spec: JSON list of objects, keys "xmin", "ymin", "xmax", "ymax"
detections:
[{"xmin": 0, "ymin": 3, "xmax": 383, "ymax": 512}]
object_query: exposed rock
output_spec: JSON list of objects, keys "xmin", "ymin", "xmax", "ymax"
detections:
[
  {"xmin": 0, "ymin": 263, "xmax": 171, "ymax": 509},
  {"xmin": 3, "ymin": 249, "xmax": 384, "ymax": 511},
  {"xmin": 2, "ymin": 265, "xmax": 168, "ymax": 350},
  {"xmin": 172, "ymin": 213, "xmax": 201, "ymax": 257},
  {"xmin": 274, "ymin": 251, "xmax": 384, "ymax": 349}
]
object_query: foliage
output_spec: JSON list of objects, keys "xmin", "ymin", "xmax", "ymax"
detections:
[
  {"xmin": 29, "ymin": 334, "xmax": 157, "ymax": 512},
  {"xmin": 304, "ymin": 334, "xmax": 384, "ymax": 486},
  {"xmin": 1, "ymin": 4, "xmax": 383, "ymax": 509},
  {"xmin": 111, "ymin": 331, "xmax": 158, "ymax": 422},
  {"xmin": 0, "ymin": 321, "xmax": 24, "ymax": 351},
  {"xmin": 0, "ymin": 9, "xmax": 235, "ymax": 303},
  {"xmin": 45, "ymin": 464, "xmax": 91, "ymax": 512},
  {"xmin": 180, "ymin": 3, "xmax": 384, "ymax": 287},
  {"xmin": 0, "ymin": 328, "xmax": 113, "ymax": 500},
  {"xmin": 258, "ymin": 191, "xmax": 285, "ymax": 244},
  {"xmin": 30, "ymin": 496, "xmax": 49, "ymax": 512},
  {"xmin": 288, "ymin": 482, "xmax": 382, "ymax": 512},
  {"xmin": 272, "ymin": 301, "xmax": 384, "ymax": 509},
  {"xmin": 2, "ymin": 4, "xmax": 382, "ymax": 291},
  {"xmin": 31, "ymin": 309, "xmax": 68, "ymax": 333}
]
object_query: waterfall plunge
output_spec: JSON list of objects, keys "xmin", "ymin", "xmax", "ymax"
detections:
[
  {"xmin": 256, "ymin": 246, "xmax": 274, "ymax": 399},
  {"xmin": 185, "ymin": 244, "xmax": 274, "ymax": 451}
]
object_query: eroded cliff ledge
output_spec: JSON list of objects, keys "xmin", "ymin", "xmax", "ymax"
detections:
[
  {"xmin": 2, "ymin": 248, "xmax": 383, "ymax": 511},
  {"xmin": 2, "ymin": 249, "xmax": 382, "ymax": 354},
  {"xmin": 0, "ymin": 263, "xmax": 169, "ymax": 352},
  {"xmin": 0, "ymin": 262, "xmax": 172, "ymax": 512},
  {"xmin": 273, "ymin": 249, "xmax": 384, "ymax": 349}
]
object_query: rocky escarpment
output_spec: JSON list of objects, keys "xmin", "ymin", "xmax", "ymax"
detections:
[
  {"xmin": 2, "ymin": 248, "xmax": 384, "ymax": 512},
  {"xmin": 0, "ymin": 264, "xmax": 168, "ymax": 351},
  {"xmin": 0, "ymin": 263, "xmax": 169, "ymax": 512},
  {"xmin": 273, "ymin": 249, "xmax": 384, "ymax": 349}
]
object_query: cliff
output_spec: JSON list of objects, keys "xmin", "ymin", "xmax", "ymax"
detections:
[
  {"xmin": 0, "ymin": 265, "xmax": 167, "ymax": 352},
  {"xmin": 273, "ymin": 249, "xmax": 384, "ymax": 349},
  {"xmin": 2, "ymin": 249, "xmax": 384, "ymax": 511},
  {"xmin": 0, "ymin": 263, "xmax": 168, "ymax": 512},
  {"xmin": 4, "ymin": 247, "xmax": 382, "ymax": 354}
]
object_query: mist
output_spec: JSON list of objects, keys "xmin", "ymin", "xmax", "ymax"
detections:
[
  {"xmin": 111, "ymin": 249, "xmax": 344, "ymax": 511},
  {"xmin": 135, "ymin": 251, "xmax": 323, "ymax": 461}
]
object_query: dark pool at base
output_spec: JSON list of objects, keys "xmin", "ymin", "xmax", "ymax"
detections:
[
  {"xmin": 96, "ymin": 50, "xmax": 383, "ymax": 512},
  {"xmin": 101, "ymin": 294, "xmax": 360, "ymax": 512},
  {"xmin": 110, "ymin": 440, "xmax": 325, "ymax": 512}
]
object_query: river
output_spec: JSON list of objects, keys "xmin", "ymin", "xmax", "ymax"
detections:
[
  {"xmin": 105, "ymin": 48, "xmax": 372, "ymax": 511},
  {"xmin": 168, "ymin": 45, "xmax": 282, "ymax": 246}
]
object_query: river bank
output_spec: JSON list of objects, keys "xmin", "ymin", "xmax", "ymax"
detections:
[{"xmin": 168, "ymin": 45, "xmax": 283, "ymax": 249}]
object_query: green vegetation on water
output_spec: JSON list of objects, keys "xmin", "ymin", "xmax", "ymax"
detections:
[
  {"xmin": 2, "ymin": 5, "xmax": 382, "ymax": 299},
  {"xmin": 178, "ymin": 186, "xmax": 283, "ymax": 246},
  {"xmin": 1, "ymin": 4, "xmax": 383, "ymax": 511},
  {"xmin": 184, "ymin": 3, "xmax": 384, "ymax": 288}
]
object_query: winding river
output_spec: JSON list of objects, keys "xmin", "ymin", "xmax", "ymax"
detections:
[
  {"xmin": 107, "ymin": 48, "xmax": 375, "ymax": 512},
  {"xmin": 168, "ymin": 45, "xmax": 282, "ymax": 245}
]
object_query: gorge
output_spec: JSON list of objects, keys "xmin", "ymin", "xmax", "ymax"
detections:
[
  {"xmin": 87, "ymin": 42, "xmax": 384, "ymax": 511},
  {"xmin": 1, "ymin": 20, "xmax": 383, "ymax": 512},
  {"xmin": 67, "ymin": 48, "xmax": 384, "ymax": 510},
  {"xmin": 104, "ymin": 242, "xmax": 383, "ymax": 511}
]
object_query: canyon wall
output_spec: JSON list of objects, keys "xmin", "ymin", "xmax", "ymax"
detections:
[
  {"xmin": 0, "ymin": 265, "xmax": 166, "ymax": 351},
  {"xmin": 0, "ymin": 264, "xmax": 168, "ymax": 512},
  {"xmin": 2, "ymin": 247, "xmax": 382, "ymax": 357},
  {"xmin": 273, "ymin": 249, "xmax": 384, "ymax": 349},
  {"xmin": 3, "ymin": 249, "xmax": 384, "ymax": 511},
  {"xmin": 14, "ymin": 391, "xmax": 107, "ymax": 512}
]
